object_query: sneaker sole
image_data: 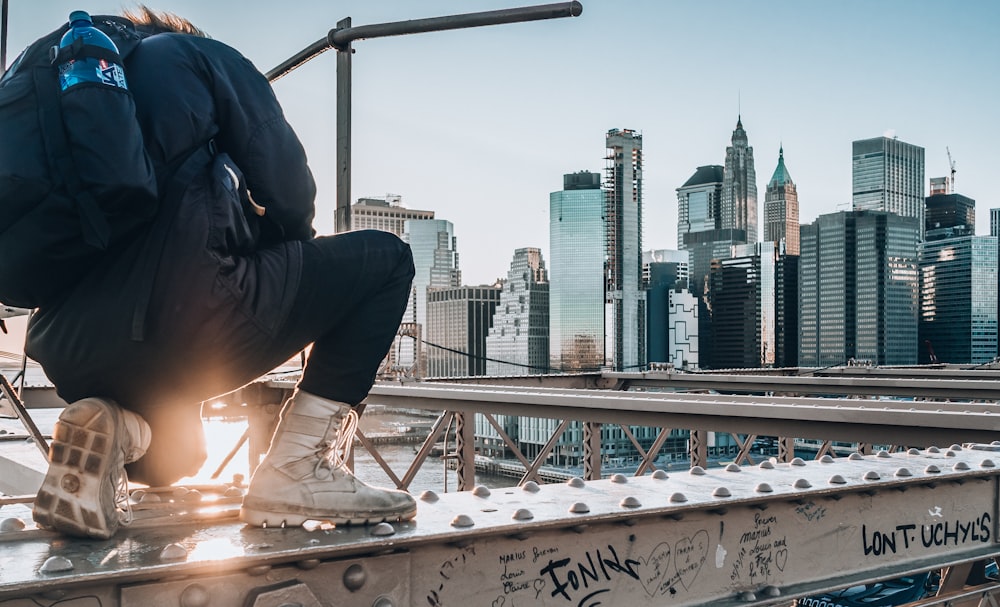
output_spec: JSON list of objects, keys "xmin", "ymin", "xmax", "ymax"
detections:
[
  {"xmin": 239, "ymin": 500, "xmax": 417, "ymax": 528},
  {"xmin": 32, "ymin": 399, "xmax": 123, "ymax": 539}
]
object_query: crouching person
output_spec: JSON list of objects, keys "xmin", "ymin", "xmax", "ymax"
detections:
[{"xmin": 27, "ymin": 6, "xmax": 416, "ymax": 539}]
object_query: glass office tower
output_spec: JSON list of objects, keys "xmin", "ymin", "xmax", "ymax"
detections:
[
  {"xmin": 800, "ymin": 210, "xmax": 920, "ymax": 366},
  {"xmin": 852, "ymin": 136, "xmax": 925, "ymax": 237},
  {"xmin": 549, "ymin": 171, "xmax": 605, "ymax": 372},
  {"xmin": 402, "ymin": 219, "xmax": 461, "ymax": 371},
  {"xmin": 919, "ymin": 237, "xmax": 998, "ymax": 364}
]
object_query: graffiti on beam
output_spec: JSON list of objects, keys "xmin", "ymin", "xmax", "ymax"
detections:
[
  {"xmin": 862, "ymin": 511, "xmax": 992, "ymax": 557},
  {"xmin": 535, "ymin": 530, "xmax": 709, "ymax": 605},
  {"xmin": 729, "ymin": 512, "xmax": 788, "ymax": 585}
]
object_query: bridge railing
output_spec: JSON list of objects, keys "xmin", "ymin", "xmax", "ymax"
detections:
[{"xmin": 239, "ymin": 375, "xmax": 1000, "ymax": 494}]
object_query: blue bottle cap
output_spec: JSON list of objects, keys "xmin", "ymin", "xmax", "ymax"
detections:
[{"xmin": 68, "ymin": 10, "xmax": 92, "ymax": 25}]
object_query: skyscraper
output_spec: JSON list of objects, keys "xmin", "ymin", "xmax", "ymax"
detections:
[
  {"xmin": 667, "ymin": 287, "xmax": 699, "ymax": 369},
  {"xmin": 774, "ymin": 253, "xmax": 799, "ymax": 368},
  {"xmin": 919, "ymin": 237, "xmax": 998, "ymax": 364},
  {"xmin": 763, "ymin": 146, "xmax": 799, "ymax": 254},
  {"xmin": 425, "ymin": 285, "xmax": 500, "ymax": 377},
  {"xmin": 920, "ymin": 189, "xmax": 997, "ymax": 364},
  {"xmin": 605, "ymin": 128, "xmax": 646, "ymax": 371},
  {"xmin": 350, "ymin": 195, "xmax": 434, "ymax": 236},
  {"xmin": 925, "ymin": 192, "xmax": 975, "ymax": 240},
  {"xmin": 402, "ymin": 219, "xmax": 461, "ymax": 372},
  {"xmin": 852, "ymin": 136, "xmax": 926, "ymax": 236},
  {"xmin": 708, "ymin": 242, "xmax": 776, "ymax": 369},
  {"xmin": 800, "ymin": 210, "xmax": 920, "ymax": 366},
  {"xmin": 992, "ymin": 208, "xmax": 1000, "ymax": 358},
  {"xmin": 721, "ymin": 117, "xmax": 758, "ymax": 244},
  {"xmin": 643, "ymin": 249, "xmax": 695, "ymax": 368},
  {"xmin": 485, "ymin": 248, "xmax": 550, "ymax": 376},
  {"xmin": 677, "ymin": 165, "xmax": 731, "ymax": 291},
  {"xmin": 549, "ymin": 171, "xmax": 605, "ymax": 372},
  {"xmin": 677, "ymin": 165, "xmax": 724, "ymax": 253}
]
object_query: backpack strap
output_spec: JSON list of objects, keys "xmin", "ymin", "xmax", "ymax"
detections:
[
  {"xmin": 32, "ymin": 65, "xmax": 112, "ymax": 249},
  {"xmin": 130, "ymin": 139, "xmax": 217, "ymax": 342},
  {"xmin": 50, "ymin": 38, "xmax": 123, "ymax": 66}
]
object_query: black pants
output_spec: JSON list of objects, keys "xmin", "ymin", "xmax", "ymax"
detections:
[{"xmin": 68, "ymin": 230, "xmax": 414, "ymax": 486}]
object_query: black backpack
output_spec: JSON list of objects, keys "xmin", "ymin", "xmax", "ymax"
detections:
[{"xmin": 0, "ymin": 15, "xmax": 157, "ymax": 309}]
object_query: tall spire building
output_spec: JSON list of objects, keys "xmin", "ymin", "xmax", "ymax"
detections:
[
  {"xmin": 721, "ymin": 117, "xmax": 758, "ymax": 244},
  {"xmin": 763, "ymin": 146, "xmax": 799, "ymax": 255},
  {"xmin": 605, "ymin": 128, "xmax": 646, "ymax": 371}
]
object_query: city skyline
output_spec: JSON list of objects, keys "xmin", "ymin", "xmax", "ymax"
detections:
[{"xmin": 7, "ymin": 0, "xmax": 998, "ymax": 288}]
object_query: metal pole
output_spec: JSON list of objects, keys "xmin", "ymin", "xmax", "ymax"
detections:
[
  {"xmin": 1, "ymin": 0, "xmax": 8, "ymax": 74},
  {"xmin": 331, "ymin": 1, "xmax": 582, "ymax": 47},
  {"xmin": 266, "ymin": 2, "xmax": 581, "ymax": 82},
  {"xmin": 335, "ymin": 17, "xmax": 352, "ymax": 233}
]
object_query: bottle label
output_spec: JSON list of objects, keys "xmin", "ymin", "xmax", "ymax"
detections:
[{"xmin": 98, "ymin": 60, "xmax": 127, "ymax": 89}]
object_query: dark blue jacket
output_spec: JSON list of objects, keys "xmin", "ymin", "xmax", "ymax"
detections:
[{"xmin": 26, "ymin": 32, "xmax": 317, "ymax": 406}]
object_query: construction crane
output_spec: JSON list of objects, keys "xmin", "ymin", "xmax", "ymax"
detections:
[{"xmin": 947, "ymin": 146, "xmax": 956, "ymax": 193}]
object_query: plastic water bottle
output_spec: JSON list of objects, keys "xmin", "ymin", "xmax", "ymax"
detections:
[{"xmin": 57, "ymin": 10, "xmax": 128, "ymax": 91}]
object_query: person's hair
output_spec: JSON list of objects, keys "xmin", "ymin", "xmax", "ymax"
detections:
[{"xmin": 121, "ymin": 5, "xmax": 209, "ymax": 38}]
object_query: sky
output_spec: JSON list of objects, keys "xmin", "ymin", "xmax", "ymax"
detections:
[{"xmin": 3, "ymin": 0, "xmax": 1000, "ymax": 353}]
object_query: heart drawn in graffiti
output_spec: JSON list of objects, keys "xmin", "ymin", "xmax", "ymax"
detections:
[
  {"xmin": 674, "ymin": 529, "xmax": 710, "ymax": 591},
  {"xmin": 636, "ymin": 542, "xmax": 672, "ymax": 596},
  {"xmin": 776, "ymin": 549, "xmax": 788, "ymax": 572},
  {"xmin": 492, "ymin": 596, "xmax": 505, "ymax": 607},
  {"xmin": 533, "ymin": 578, "xmax": 546, "ymax": 596}
]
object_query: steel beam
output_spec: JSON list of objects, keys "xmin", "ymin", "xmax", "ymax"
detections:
[{"xmin": 4, "ymin": 446, "xmax": 1000, "ymax": 606}]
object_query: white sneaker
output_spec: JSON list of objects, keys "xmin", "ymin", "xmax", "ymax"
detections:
[{"xmin": 32, "ymin": 398, "xmax": 151, "ymax": 539}]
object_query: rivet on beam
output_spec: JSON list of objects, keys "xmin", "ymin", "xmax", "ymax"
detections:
[
  {"xmin": 371, "ymin": 522, "xmax": 396, "ymax": 537},
  {"xmin": 159, "ymin": 543, "xmax": 188, "ymax": 561},
  {"xmin": 39, "ymin": 556, "xmax": 74, "ymax": 574},
  {"xmin": 512, "ymin": 508, "xmax": 534, "ymax": 521},
  {"xmin": 451, "ymin": 514, "xmax": 475, "ymax": 528}
]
